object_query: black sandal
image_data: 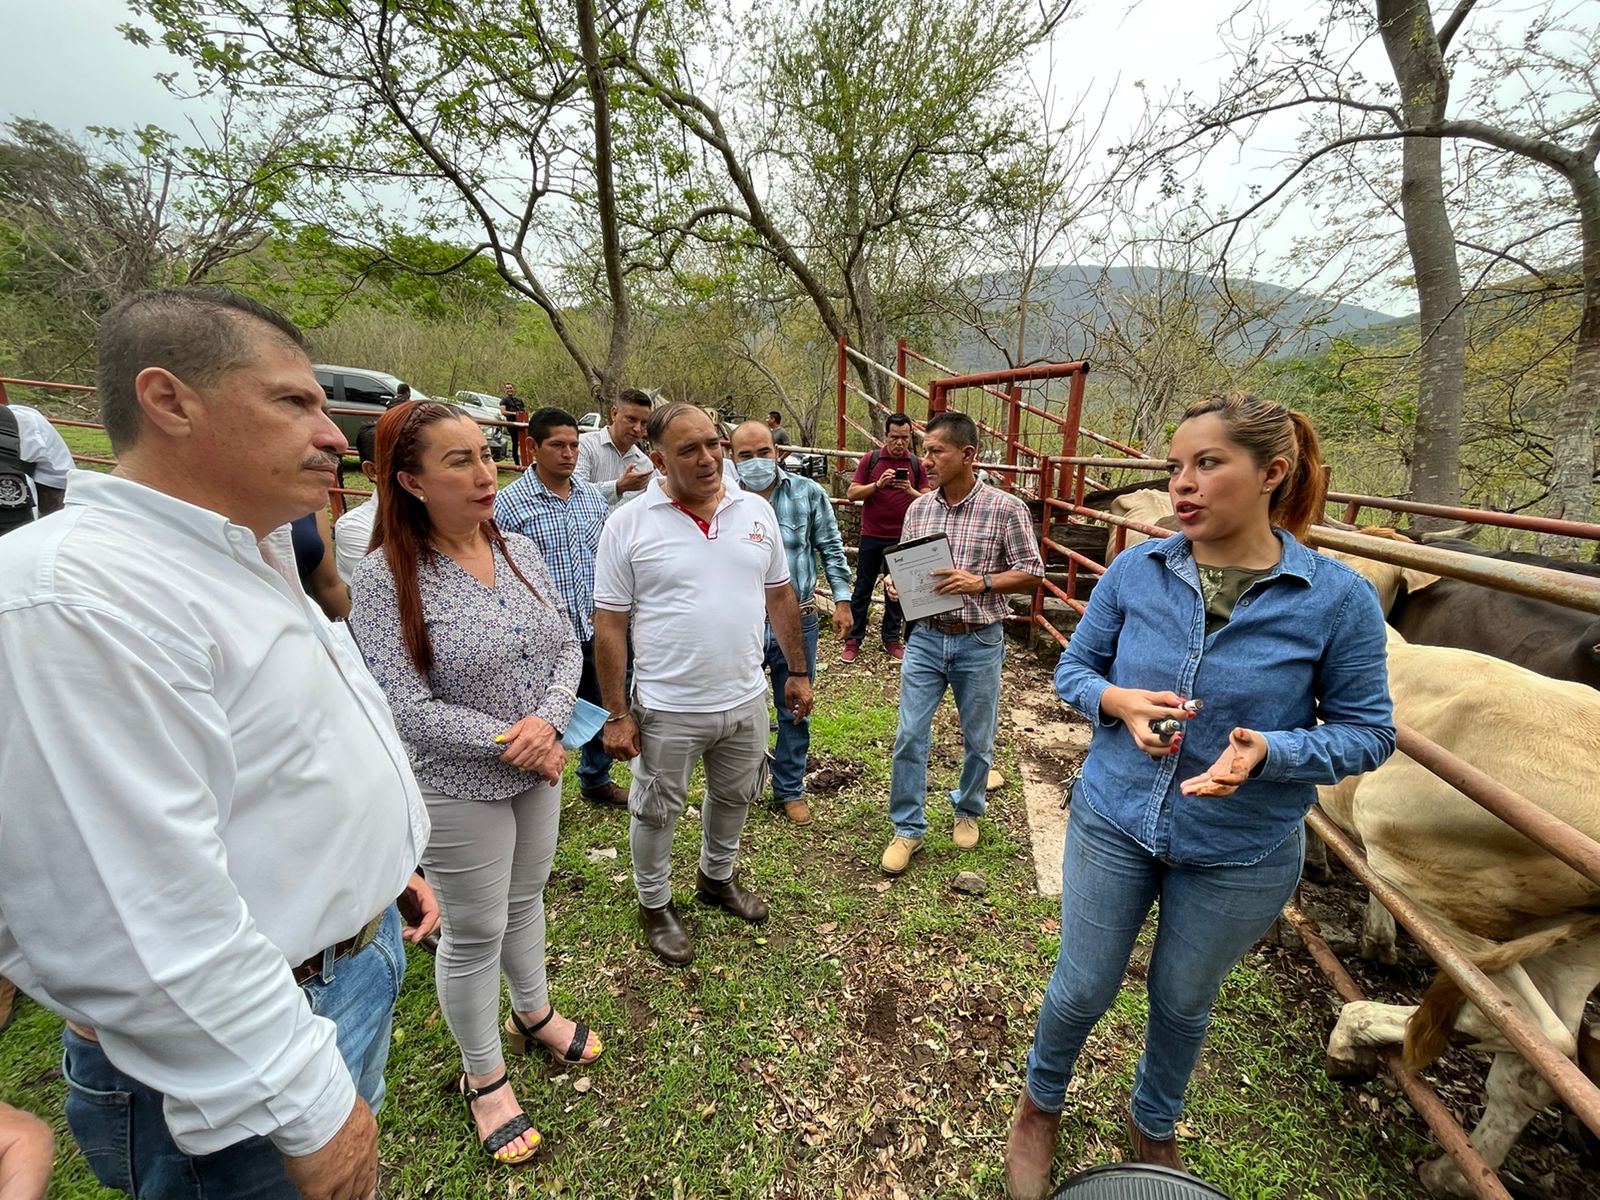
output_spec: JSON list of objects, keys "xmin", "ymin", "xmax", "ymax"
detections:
[
  {"xmin": 458, "ymin": 1072, "xmax": 539, "ymax": 1164},
  {"xmin": 506, "ymin": 1007, "xmax": 603, "ymax": 1065}
]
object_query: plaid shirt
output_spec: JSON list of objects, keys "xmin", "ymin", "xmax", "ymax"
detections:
[
  {"xmin": 756, "ymin": 469, "xmax": 853, "ymax": 606},
  {"xmin": 900, "ymin": 481, "xmax": 1044, "ymax": 625},
  {"xmin": 493, "ymin": 471, "xmax": 609, "ymax": 641}
]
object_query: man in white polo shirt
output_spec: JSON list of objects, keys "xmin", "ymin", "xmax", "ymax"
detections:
[{"xmin": 593, "ymin": 403, "xmax": 812, "ymax": 965}]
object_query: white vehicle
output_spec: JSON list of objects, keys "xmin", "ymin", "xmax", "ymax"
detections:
[{"xmin": 452, "ymin": 390, "xmax": 515, "ymax": 461}]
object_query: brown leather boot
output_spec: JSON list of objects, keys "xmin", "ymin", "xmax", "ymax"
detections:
[
  {"xmin": 0, "ymin": 976, "xmax": 16, "ymax": 1034},
  {"xmin": 694, "ymin": 868, "xmax": 769, "ymax": 923},
  {"xmin": 1004, "ymin": 1089, "xmax": 1061, "ymax": 1200},
  {"xmin": 1127, "ymin": 1114, "xmax": 1185, "ymax": 1172},
  {"xmin": 580, "ymin": 780, "xmax": 630, "ymax": 807},
  {"xmin": 639, "ymin": 902, "xmax": 694, "ymax": 965}
]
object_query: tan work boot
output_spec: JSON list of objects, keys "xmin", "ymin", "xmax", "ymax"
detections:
[
  {"xmin": 0, "ymin": 976, "xmax": 15, "ymax": 1034},
  {"xmin": 1005, "ymin": 1089, "xmax": 1062, "ymax": 1200},
  {"xmin": 880, "ymin": 835, "xmax": 924, "ymax": 875},
  {"xmin": 1127, "ymin": 1114, "xmax": 1185, "ymax": 1172},
  {"xmin": 781, "ymin": 799, "xmax": 813, "ymax": 826},
  {"xmin": 953, "ymin": 816, "xmax": 980, "ymax": 849}
]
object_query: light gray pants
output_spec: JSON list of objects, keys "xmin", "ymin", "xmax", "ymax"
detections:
[
  {"xmin": 628, "ymin": 694, "xmax": 769, "ymax": 909},
  {"xmin": 421, "ymin": 780, "xmax": 561, "ymax": 1074}
]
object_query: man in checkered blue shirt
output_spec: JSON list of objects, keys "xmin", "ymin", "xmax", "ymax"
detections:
[
  {"xmin": 493, "ymin": 406, "xmax": 627, "ymax": 806},
  {"xmin": 728, "ymin": 420, "xmax": 852, "ymax": 826}
]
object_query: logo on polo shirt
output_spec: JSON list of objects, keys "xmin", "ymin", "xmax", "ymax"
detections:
[{"xmin": 747, "ymin": 521, "xmax": 770, "ymax": 545}]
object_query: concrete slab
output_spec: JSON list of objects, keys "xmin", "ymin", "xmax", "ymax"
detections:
[{"xmin": 1009, "ymin": 696, "xmax": 1091, "ymax": 896}]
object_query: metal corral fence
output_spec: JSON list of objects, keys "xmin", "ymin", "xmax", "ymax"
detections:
[{"xmin": 829, "ymin": 344, "xmax": 1600, "ymax": 1198}]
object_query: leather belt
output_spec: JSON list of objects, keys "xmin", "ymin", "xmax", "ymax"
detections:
[
  {"xmin": 928, "ymin": 618, "xmax": 990, "ymax": 636},
  {"xmin": 290, "ymin": 912, "xmax": 385, "ymax": 986}
]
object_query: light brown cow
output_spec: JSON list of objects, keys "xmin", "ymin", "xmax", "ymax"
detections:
[
  {"xmin": 1103, "ymin": 488, "xmax": 1178, "ymax": 561},
  {"xmin": 1315, "ymin": 628, "xmax": 1600, "ymax": 1196}
]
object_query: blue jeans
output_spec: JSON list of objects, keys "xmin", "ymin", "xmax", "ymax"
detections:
[
  {"xmin": 888, "ymin": 621, "xmax": 1004, "ymax": 838},
  {"xmin": 1024, "ymin": 795, "xmax": 1303, "ymax": 1136},
  {"xmin": 763, "ymin": 609, "xmax": 819, "ymax": 802},
  {"xmin": 60, "ymin": 906, "xmax": 406, "ymax": 1199},
  {"xmin": 577, "ymin": 637, "xmax": 632, "ymax": 789}
]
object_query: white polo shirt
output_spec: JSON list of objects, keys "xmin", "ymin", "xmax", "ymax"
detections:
[
  {"xmin": 333, "ymin": 493, "xmax": 379, "ymax": 586},
  {"xmin": 594, "ymin": 478, "xmax": 789, "ymax": 713}
]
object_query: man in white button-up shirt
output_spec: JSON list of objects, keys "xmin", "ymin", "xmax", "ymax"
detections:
[
  {"xmin": 574, "ymin": 387, "xmax": 655, "ymax": 510},
  {"xmin": 0, "ymin": 288, "xmax": 434, "ymax": 1200}
]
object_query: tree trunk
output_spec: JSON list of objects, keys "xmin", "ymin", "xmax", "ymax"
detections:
[
  {"xmin": 1538, "ymin": 160, "xmax": 1600, "ymax": 555},
  {"xmin": 576, "ymin": 0, "xmax": 631, "ymax": 405},
  {"xmin": 1377, "ymin": 0, "xmax": 1466, "ymax": 527},
  {"xmin": 847, "ymin": 261, "xmax": 895, "ymax": 426}
]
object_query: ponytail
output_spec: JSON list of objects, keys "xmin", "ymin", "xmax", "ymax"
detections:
[{"xmin": 1273, "ymin": 411, "xmax": 1326, "ymax": 542}]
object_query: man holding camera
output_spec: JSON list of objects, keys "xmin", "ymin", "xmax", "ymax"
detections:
[{"xmin": 842, "ymin": 412, "xmax": 925, "ymax": 663}]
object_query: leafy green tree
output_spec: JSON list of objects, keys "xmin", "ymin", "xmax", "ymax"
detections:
[
  {"xmin": 123, "ymin": 0, "xmax": 676, "ymax": 401},
  {"xmin": 625, "ymin": 0, "xmax": 1069, "ymax": 416}
]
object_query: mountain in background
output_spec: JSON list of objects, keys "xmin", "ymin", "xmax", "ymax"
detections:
[{"xmin": 948, "ymin": 264, "xmax": 1404, "ymax": 367}]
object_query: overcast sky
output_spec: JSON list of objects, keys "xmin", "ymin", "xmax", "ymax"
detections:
[{"xmin": 3, "ymin": 0, "xmax": 1407, "ymax": 310}]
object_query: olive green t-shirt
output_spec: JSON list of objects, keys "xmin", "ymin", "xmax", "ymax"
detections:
[{"xmin": 1198, "ymin": 564, "xmax": 1273, "ymax": 636}]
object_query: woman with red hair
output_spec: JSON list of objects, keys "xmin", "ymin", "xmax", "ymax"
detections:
[{"xmin": 348, "ymin": 401, "xmax": 599, "ymax": 1167}]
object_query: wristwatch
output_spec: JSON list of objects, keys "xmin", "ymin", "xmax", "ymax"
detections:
[{"xmin": 982, "ymin": 573, "xmax": 993, "ymax": 594}]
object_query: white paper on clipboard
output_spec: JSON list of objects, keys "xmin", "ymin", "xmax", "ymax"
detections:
[{"xmin": 884, "ymin": 533, "xmax": 964, "ymax": 621}]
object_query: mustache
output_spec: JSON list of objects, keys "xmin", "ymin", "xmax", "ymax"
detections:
[{"xmin": 301, "ymin": 453, "xmax": 341, "ymax": 473}]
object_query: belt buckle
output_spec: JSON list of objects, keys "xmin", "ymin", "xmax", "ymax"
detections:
[{"xmin": 294, "ymin": 911, "xmax": 384, "ymax": 986}]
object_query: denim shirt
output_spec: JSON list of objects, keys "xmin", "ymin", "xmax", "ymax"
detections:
[{"xmin": 1055, "ymin": 529, "xmax": 1395, "ymax": 866}]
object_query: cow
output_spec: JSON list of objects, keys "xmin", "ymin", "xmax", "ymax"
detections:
[
  {"xmin": 1102, "ymin": 485, "xmax": 1177, "ymax": 561},
  {"xmin": 1314, "ymin": 629, "xmax": 1600, "ymax": 1197},
  {"xmin": 1336, "ymin": 530, "xmax": 1600, "ymax": 690}
]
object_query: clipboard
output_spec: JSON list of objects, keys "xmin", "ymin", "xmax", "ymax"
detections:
[{"xmin": 884, "ymin": 533, "xmax": 965, "ymax": 621}]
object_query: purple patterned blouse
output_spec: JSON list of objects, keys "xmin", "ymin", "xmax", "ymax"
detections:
[{"xmin": 349, "ymin": 532, "xmax": 581, "ymax": 802}]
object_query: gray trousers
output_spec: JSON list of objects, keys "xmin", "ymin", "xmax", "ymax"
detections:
[
  {"xmin": 628, "ymin": 693, "xmax": 769, "ymax": 909},
  {"xmin": 421, "ymin": 780, "xmax": 561, "ymax": 1073}
]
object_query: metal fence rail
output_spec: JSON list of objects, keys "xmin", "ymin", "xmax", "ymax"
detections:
[{"xmin": 1279, "ymin": 902, "xmax": 1514, "ymax": 1200}]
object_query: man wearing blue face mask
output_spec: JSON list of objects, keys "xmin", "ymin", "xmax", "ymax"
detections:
[{"xmin": 729, "ymin": 420, "xmax": 852, "ymax": 826}]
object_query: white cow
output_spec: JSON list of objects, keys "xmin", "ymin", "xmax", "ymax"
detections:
[{"xmin": 1314, "ymin": 626, "xmax": 1600, "ymax": 1196}]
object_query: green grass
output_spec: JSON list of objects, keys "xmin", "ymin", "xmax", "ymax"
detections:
[{"xmin": 0, "ymin": 641, "xmax": 1426, "ymax": 1198}]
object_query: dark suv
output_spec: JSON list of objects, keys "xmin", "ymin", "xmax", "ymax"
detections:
[
  {"xmin": 312, "ymin": 365, "xmax": 410, "ymax": 447},
  {"xmin": 313, "ymin": 365, "xmax": 508, "ymax": 461}
]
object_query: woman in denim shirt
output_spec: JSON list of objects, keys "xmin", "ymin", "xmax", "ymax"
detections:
[{"xmin": 1006, "ymin": 392, "xmax": 1395, "ymax": 1198}]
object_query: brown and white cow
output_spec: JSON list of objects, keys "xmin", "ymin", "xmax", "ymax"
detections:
[{"xmin": 1314, "ymin": 629, "xmax": 1600, "ymax": 1196}]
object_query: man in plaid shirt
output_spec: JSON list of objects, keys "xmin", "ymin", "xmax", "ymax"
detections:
[
  {"xmin": 728, "ymin": 420, "xmax": 853, "ymax": 826},
  {"xmin": 881, "ymin": 411, "xmax": 1044, "ymax": 874},
  {"xmin": 493, "ymin": 406, "xmax": 627, "ymax": 806}
]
